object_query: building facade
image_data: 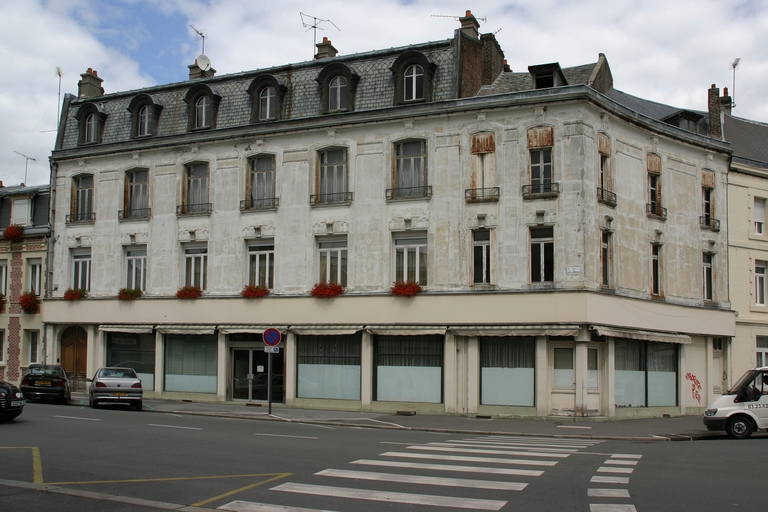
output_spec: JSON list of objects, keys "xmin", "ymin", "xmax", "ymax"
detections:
[{"xmin": 44, "ymin": 14, "xmax": 734, "ymax": 417}]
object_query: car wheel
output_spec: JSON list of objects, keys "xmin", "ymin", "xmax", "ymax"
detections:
[
  {"xmin": 90, "ymin": 397, "xmax": 98, "ymax": 409},
  {"xmin": 726, "ymin": 416, "xmax": 754, "ymax": 439},
  {"xmin": 134, "ymin": 400, "xmax": 142, "ymax": 411}
]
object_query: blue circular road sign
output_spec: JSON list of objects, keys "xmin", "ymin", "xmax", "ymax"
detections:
[{"xmin": 263, "ymin": 328, "xmax": 281, "ymax": 346}]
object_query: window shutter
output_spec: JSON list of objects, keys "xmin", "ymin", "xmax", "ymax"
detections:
[{"xmin": 756, "ymin": 199, "xmax": 765, "ymax": 224}]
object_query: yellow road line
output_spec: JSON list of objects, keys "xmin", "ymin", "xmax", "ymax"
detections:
[
  {"xmin": 0, "ymin": 447, "xmax": 44, "ymax": 484},
  {"xmin": 46, "ymin": 472, "xmax": 290, "ymax": 486},
  {"xmin": 192, "ymin": 472, "xmax": 292, "ymax": 507}
]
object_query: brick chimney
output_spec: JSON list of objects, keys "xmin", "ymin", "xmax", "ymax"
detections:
[
  {"xmin": 188, "ymin": 58, "xmax": 216, "ymax": 80},
  {"xmin": 460, "ymin": 10, "xmax": 480, "ymax": 39},
  {"xmin": 720, "ymin": 87, "xmax": 733, "ymax": 114},
  {"xmin": 708, "ymin": 84, "xmax": 722, "ymax": 139},
  {"xmin": 315, "ymin": 37, "xmax": 338, "ymax": 60},
  {"xmin": 78, "ymin": 68, "xmax": 104, "ymax": 98}
]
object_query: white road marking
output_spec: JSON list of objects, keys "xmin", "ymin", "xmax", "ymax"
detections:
[
  {"xmin": 434, "ymin": 441, "xmax": 578, "ymax": 453},
  {"xmin": 352, "ymin": 459, "xmax": 544, "ymax": 477},
  {"xmin": 54, "ymin": 416, "xmax": 101, "ymax": 421},
  {"xmin": 271, "ymin": 482, "xmax": 507, "ymax": 510},
  {"xmin": 255, "ymin": 433, "xmax": 319, "ymax": 440},
  {"xmin": 589, "ymin": 505, "xmax": 637, "ymax": 511},
  {"xmin": 588, "ymin": 489, "xmax": 631, "ymax": 498},
  {"xmin": 557, "ymin": 425, "xmax": 593, "ymax": 429},
  {"xmin": 148, "ymin": 424, "xmax": 202, "ymax": 430},
  {"xmin": 382, "ymin": 451, "xmax": 557, "ymax": 466},
  {"xmin": 409, "ymin": 445, "xmax": 569, "ymax": 458},
  {"xmin": 472, "ymin": 438, "xmax": 600, "ymax": 449},
  {"xmin": 591, "ymin": 476, "xmax": 630, "ymax": 484},
  {"xmin": 611, "ymin": 454, "xmax": 642, "ymax": 459},
  {"xmin": 604, "ymin": 460, "xmax": 638, "ymax": 466},
  {"xmin": 597, "ymin": 467, "xmax": 634, "ymax": 474},
  {"xmin": 165, "ymin": 413, "xmax": 182, "ymax": 417},
  {"xmin": 218, "ymin": 500, "xmax": 338, "ymax": 511},
  {"xmin": 481, "ymin": 436, "xmax": 602, "ymax": 445},
  {"xmin": 316, "ymin": 468, "xmax": 528, "ymax": 491},
  {"xmin": 380, "ymin": 441, "xmax": 415, "ymax": 445}
]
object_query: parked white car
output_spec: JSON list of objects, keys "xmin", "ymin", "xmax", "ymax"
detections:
[{"xmin": 704, "ymin": 367, "xmax": 768, "ymax": 439}]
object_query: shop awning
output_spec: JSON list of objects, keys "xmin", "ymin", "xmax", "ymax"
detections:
[
  {"xmin": 366, "ymin": 326, "xmax": 447, "ymax": 336},
  {"xmin": 290, "ymin": 325, "xmax": 364, "ymax": 336},
  {"xmin": 218, "ymin": 325, "xmax": 288, "ymax": 335},
  {"xmin": 155, "ymin": 324, "xmax": 216, "ymax": 335},
  {"xmin": 98, "ymin": 324, "xmax": 154, "ymax": 334},
  {"xmin": 591, "ymin": 325, "xmax": 691, "ymax": 344},
  {"xmin": 450, "ymin": 325, "xmax": 581, "ymax": 337}
]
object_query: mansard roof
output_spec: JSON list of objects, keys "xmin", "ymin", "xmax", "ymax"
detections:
[{"xmin": 724, "ymin": 115, "xmax": 768, "ymax": 167}]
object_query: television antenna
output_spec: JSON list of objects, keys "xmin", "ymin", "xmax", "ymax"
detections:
[
  {"xmin": 56, "ymin": 67, "xmax": 63, "ymax": 122},
  {"xmin": 300, "ymin": 12, "xmax": 340, "ymax": 51},
  {"xmin": 13, "ymin": 151, "xmax": 37, "ymax": 185},
  {"xmin": 431, "ymin": 13, "xmax": 487, "ymax": 23},
  {"xmin": 190, "ymin": 25, "xmax": 207, "ymax": 55},
  {"xmin": 731, "ymin": 58, "xmax": 740, "ymax": 109}
]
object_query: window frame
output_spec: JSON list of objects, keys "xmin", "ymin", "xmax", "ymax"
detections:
[
  {"xmin": 530, "ymin": 226, "xmax": 554, "ymax": 283},
  {"xmin": 184, "ymin": 85, "xmax": 220, "ymax": 131},
  {"xmin": 391, "ymin": 51, "xmax": 435, "ymax": 106},
  {"xmin": 76, "ymin": 103, "xmax": 107, "ymax": 145},
  {"xmin": 126, "ymin": 246, "xmax": 147, "ymax": 291},
  {"xmin": 601, "ymin": 230, "xmax": 612, "ymax": 288},
  {"xmin": 247, "ymin": 75, "xmax": 286, "ymax": 123},
  {"xmin": 259, "ymin": 86, "xmax": 276, "ymax": 121},
  {"xmin": 0, "ymin": 259, "xmax": 7, "ymax": 296},
  {"xmin": 127, "ymin": 94, "xmax": 162, "ymax": 138},
  {"xmin": 757, "ymin": 262, "xmax": 767, "ymax": 306},
  {"xmin": 472, "ymin": 229, "xmax": 492, "ymax": 285},
  {"xmin": 393, "ymin": 232, "xmax": 428, "ymax": 286},
  {"xmin": 28, "ymin": 258, "xmax": 42, "ymax": 296},
  {"xmin": 248, "ymin": 240, "xmax": 275, "ymax": 289},
  {"xmin": 70, "ymin": 174, "xmax": 94, "ymax": 223},
  {"xmin": 703, "ymin": 252, "xmax": 714, "ymax": 302},
  {"xmin": 757, "ymin": 336, "xmax": 768, "ymax": 367},
  {"xmin": 122, "ymin": 168, "xmax": 150, "ymax": 219},
  {"xmin": 11, "ymin": 198, "xmax": 30, "ymax": 226},
  {"xmin": 390, "ymin": 139, "xmax": 429, "ymax": 200},
  {"xmin": 183, "ymin": 243, "xmax": 208, "ymax": 290},
  {"xmin": 404, "ymin": 64, "xmax": 424, "ymax": 102},
  {"xmin": 28, "ymin": 330, "xmax": 39, "ymax": 365},
  {"xmin": 72, "ymin": 248, "xmax": 92, "ymax": 291},
  {"xmin": 315, "ymin": 148, "xmax": 350, "ymax": 205},
  {"xmin": 246, "ymin": 155, "xmax": 277, "ymax": 209},
  {"xmin": 180, "ymin": 162, "xmax": 210, "ymax": 215},
  {"xmin": 651, "ymin": 243, "xmax": 662, "ymax": 297},
  {"xmin": 317, "ymin": 236, "xmax": 348, "ymax": 286},
  {"xmin": 756, "ymin": 198, "xmax": 765, "ymax": 235}
]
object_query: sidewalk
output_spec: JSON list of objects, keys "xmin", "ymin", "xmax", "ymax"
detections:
[{"xmin": 70, "ymin": 392, "xmax": 722, "ymax": 441}]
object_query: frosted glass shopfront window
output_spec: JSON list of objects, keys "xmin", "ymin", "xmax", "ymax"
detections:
[
  {"xmin": 375, "ymin": 335, "xmax": 443, "ymax": 403},
  {"xmin": 553, "ymin": 347, "xmax": 574, "ymax": 388},
  {"xmin": 297, "ymin": 334, "xmax": 361, "ymax": 400},
  {"xmin": 480, "ymin": 337, "xmax": 535, "ymax": 406},
  {"xmin": 614, "ymin": 338, "xmax": 678, "ymax": 408},
  {"xmin": 165, "ymin": 334, "xmax": 217, "ymax": 393}
]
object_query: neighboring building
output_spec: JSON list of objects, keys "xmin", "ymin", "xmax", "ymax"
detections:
[
  {"xmin": 0, "ymin": 183, "xmax": 50, "ymax": 385},
  {"xmin": 45, "ymin": 13, "xmax": 734, "ymax": 418}
]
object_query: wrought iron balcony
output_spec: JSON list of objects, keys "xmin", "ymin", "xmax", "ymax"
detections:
[
  {"xmin": 386, "ymin": 186, "xmax": 433, "ymax": 200},
  {"xmin": 699, "ymin": 215, "xmax": 720, "ymax": 231},
  {"xmin": 310, "ymin": 192, "xmax": 354, "ymax": 206},
  {"xmin": 176, "ymin": 203, "xmax": 212, "ymax": 216},
  {"xmin": 646, "ymin": 203, "xmax": 667, "ymax": 220},
  {"xmin": 65, "ymin": 212, "xmax": 95, "ymax": 224},
  {"xmin": 118, "ymin": 208, "xmax": 151, "ymax": 220},
  {"xmin": 596, "ymin": 187, "xmax": 617, "ymax": 207},
  {"xmin": 522, "ymin": 182, "xmax": 560, "ymax": 199},
  {"xmin": 240, "ymin": 197, "xmax": 279, "ymax": 211},
  {"xmin": 465, "ymin": 187, "xmax": 500, "ymax": 203}
]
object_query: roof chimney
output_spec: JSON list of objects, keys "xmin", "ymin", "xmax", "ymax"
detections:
[
  {"xmin": 78, "ymin": 68, "xmax": 104, "ymax": 98},
  {"xmin": 459, "ymin": 10, "xmax": 480, "ymax": 39},
  {"xmin": 720, "ymin": 87, "xmax": 732, "ymax": 115},
  {"xmin": 315, "ymin": 37, "xmax": 338, "ymax": 60},
  {"xmin": 708, "ymin": 84, "xmax": 722, "ymax": 139},
  {"xmin": 188, "ymin": 58, "xmax": 216, "ymax": 80}
]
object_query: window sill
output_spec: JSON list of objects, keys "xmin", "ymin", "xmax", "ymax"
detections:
[
  {"xmin": 699, "ymin": 216, "xmax": 721, "ymax": 231},
  {"xmin": 310, "ymin": 201, "xmax": 353, "ymax": 208},
  {"xmin": 749, "ymin": 304, "xmax": 768, "ymax": 313},
  {"xmin": 651, "ymin": 294, "xmax": 665, "ymax": 301},
  {"xmin": 118, "ymin": 209, "xmax": 151, "ymax": 221},
  {"xmin": 465, "ymin": 187, "xmax": 499, "ymax": 203},
  {"xmin": 471, "ymin": 284, "xmax": 496, "ymax": 290},
  {"xmin": 241, "ymin": 198, "xmax": 279, "ymax": 211},
  {"xmin": 522, "ymin": 183, "xmax": 560, "ymax": 200}
]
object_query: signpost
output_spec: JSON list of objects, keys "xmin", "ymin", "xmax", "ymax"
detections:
[{"xmin": 262, "ymin": 328, "xmax": 282, "ymax": 414}]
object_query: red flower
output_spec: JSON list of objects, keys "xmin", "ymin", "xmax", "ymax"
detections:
[
  {"xmin": 242, "ymin": 285, "xmax": 270, "ymax": 299},
  {"xmin": 64, "ymin": 288, "xmax": 88, "ymax": 301},
  {"xmin": 118, "ymin": 288, "xmax": 143, "ymax": 301},
  {"xmin": 391, "ymin": 280, "xmax": 423, "ymax": 297},
  {"xmin": 176, "ymin": 285, "xmax": 203, "ymax": 299},
  {"xmin": 3, "ymin": 224, "xmax": 24, "ymax": 243},
  {"xmin": 19, "ymin": 291, "xmax": 40, "ymax": 314},
  {"xmin": 311, "ymin": 282, "xmax": 345, "ymax": 298}
]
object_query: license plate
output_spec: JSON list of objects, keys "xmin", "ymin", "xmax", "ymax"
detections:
[
  {"xmin": 112, "ymin": 392, "xmax": 128, "ymax": 397},
  {"xmin": 36, "ymin": 380, "xmax": 51, "ymax": 386},
  {"xmin": 11, "ymin": 400, "xmax": 25, "ymax": 407}
]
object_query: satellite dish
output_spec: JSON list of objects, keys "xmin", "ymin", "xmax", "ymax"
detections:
[{"xmin": 197, "ymin": 54, "xmax": 211, "ymax": 72}]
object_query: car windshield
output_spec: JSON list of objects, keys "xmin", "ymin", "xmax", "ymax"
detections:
[
  {"xmin": 29, "ymin": 367, "xmax": 65, "ymax": 378},
  {"xmin": 100, "ymin": 369, "xmax": 137, "ymax": 379},
  {"xmin": 728, "ymin": 369, "xmax": 759, "ymax": 394}
]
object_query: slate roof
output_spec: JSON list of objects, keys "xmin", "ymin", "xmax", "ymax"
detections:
[
  {"xmin": 724, "ymin": 115, "xmax": 768, "ymax": 165},
  {"xmin": 0, "ymin": 184, "xmax": 50, "ymax": 230},
  {"xmin": 476, "ymin": 61, "xmax": 598, "ymax": 96}
]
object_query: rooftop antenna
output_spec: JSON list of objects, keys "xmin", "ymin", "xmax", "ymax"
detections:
[
  {"xmin": 431, "ymin": 13, "xmax": 488, "ymax": 23},
  {"xmin": 13, "ymin": 151, "xmax": 36, "ymax": 185},
  {"xmin": 731, "ymin": 58, "xmax": 740, "ymax": 109},
  {"xmin": 300, "ymin": 12, "xmax": 340, "ymax": 54},
  {"xmin": 190, "ymin": 25, "xmax": 206, "ymax": 55},
  {"xmin": 56, "ymin": 67, "xmax": 62, "ymax": 122}
]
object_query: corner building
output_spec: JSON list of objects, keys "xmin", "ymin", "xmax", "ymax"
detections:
[{"xmin": 45, "ymin": 13, "xmax": 733, "ymax": 418}]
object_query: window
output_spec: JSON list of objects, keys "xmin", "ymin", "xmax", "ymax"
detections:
[
  {"xmin": 76, "ymin": 103, "xmax": 106, "ymax": 145},
  {"xmin": 651, "ymin": 244, "xmax": 661, "ymax": 297},
  {"xmin": 0, "ymin": 331, "xmax": 4, "ymax": 364},
  {"xmin": 615, "ymin": 339, "xmax": 677, "ymax": 407},
  {"xmin": 597, "ymin": 133, "xmax": 615, "ymax": 205},
  {"xmin": 329, "ymin": 76, "xmax": 347, "ymax": 111},
  {"xmin": 588, "ymin": 348, "xmax": 599, "ymax": 389},
  {"xmin": 0, "ymin": 259, "xmax": 6, "ymax": 295},
  {"xmin": 757, "ymin": 336, "xmax": 768, "ymax": 367},
  {"xmin": 480, "ymin": 337, "xmax": 535, "ymax": 406},
  {"xmin": 128, "ymin": 94, "xmax": 162, "ymax": 138},
  {"xmin": 316, "ymin": 64, "xmax": 359, "ymax": 114},
  {"xmin": 246, "ymin": 156, "xmax": 276, "ymax": 209},
  {"xmin": 703, "ymin": 252, "xmax": 714, "ymax": 301},
  {"xmin": 248, "ymin": 75, "xmax": 284, "ymax": 122},
  {"xmin": 137, "ymin": 105, "xmax": 150, "ymax": 136},
  {"xmin": 646, "ymin": 154, "xmax": 665, "ymax": 218},
  {"xmin": 394, "ymin": 232, "xmax": 427, "ymax": 286},
  {"xmin": 466, "ymin": 133, "xmax": 498, "ymax": 202},
  {"xmin": 756, "ymin": 198, "xmax": 765, "ymax": 234},
  {"xmin": 184, "ymin": 244, "xmax": 207, "ymax": 290},
  {"xmin": 165, "ymin": 334, "xmax": 217, "ymax": 393},
  {"xmin": 530, "ymin": 148, "xmax": 552, "ymax": 194},
  {"xmin": 374, "ymin": 335, "xmax": 443, "ymax": 403},
  {"xmin": 318, "ymin": 237, "xmax": 347, "ymax": 286},
  {"xmin": 29, "ymin": 331, "xmax": 39, "ymax": 364},
  {"xmin": 404, "ymin": 64, "xmax": 424, "ymax": 101},
  {"xmin": 122, "ymin": 168, "xmax": 149, "ymax": 219},
  {"xmin": 181, "ymin": 163, "xmax": 210, "ymax": 215},
  {"xmin": 702, "ymin": 187, "xmax": 712, "ymax": 221},
  {"xmin": 530, "ymin": 227, "xmax": 554, "ymax": 283},
  {"xmin": 126, "ymin": 247, "xmax": 147, "ymax": 291},
  {"xmin": 11, "ymin": 198, "xmax": 30, "ymax": 225},
  {"xmin": 248, "ymin": 241, "xmax": 274, "ymax": 289},
  {"xmin": 28, "ymin": 258, "xmax": 42, "ymax": 295},
  {"xmin": 391, "ymin": 51, "xmax": 435, "ymax": 105},
  {"xmin": 700, "ymin": 179, "xmax": 719, "ymax": 229},
  {"xmin": 554, "ymin": 347, "xmax": 574, "ymax": 388},
  {"xmin": 601, "ymin": 231, "xmax": 612, "ymax": 288},
  {"xmin": 315, "ymin": 149, "xmax": 349, "ymax": 204},
  {"xmin": 297, "ymin": 334, "xmax": 361, "ymax": 400},
  {"xmin": 184, "ymin": 85, "xmax": 219, "ymax": 131},
  {"xmin": 107, "ymin": 333, "xmax": 155, "ymax": 391},
  {"xmin": 391, "ymin": 140, "xmax": 429, "ymax": 199},
  {"xmin": 473, "ymin": 230, "xmax": 492, "ymax": 285},
  {"xmin": 72, "ymin": 249, "xmax": 91, "ymax": 291},
  {"xmin": 259, "ymin": 86, "xmax": 276, "ymax": 120},
  {"xmin": 85, "ymin": 113, "xmax": 97, "ymax": 143},
  {"xmin": 71, "ymin": 174, "xmax": 94, "ymax": 223},
  {"xmin": 195, "ymin": 96, "xmax": 210, "ymax": 128},
  {"xmin": 757, "ymin": 263, "xmax": 766, "ymax": 306}
]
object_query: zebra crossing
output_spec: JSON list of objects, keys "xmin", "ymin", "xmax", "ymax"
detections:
[{"xmin": 217, "ymin": 435, "xmax": 628, "ymax": 511}]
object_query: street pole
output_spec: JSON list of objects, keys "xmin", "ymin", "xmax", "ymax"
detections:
[{"xmin": 268, "ymin": 351, "xmax": 273, "ymax": 415}]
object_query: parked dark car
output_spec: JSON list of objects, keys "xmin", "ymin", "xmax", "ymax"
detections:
[
  {"xmin": 20, "ymin": 364, "xmax": 72, "ymax": 404},
  {"xmin": 0, "ymin": 381, "xmax": 25, "ymax": 421},
  {"xmin": 87, "ymin": 367, "xmax": 143, "ymax": 411}
]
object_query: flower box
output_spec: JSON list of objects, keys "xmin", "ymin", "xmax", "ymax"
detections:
[
  {"xmin": 311, "ymin": 281, "xmax": 345, "ymax": 298},
  {"xmin": 391, "ymin": 280, "xmax": 423, "ymax": 297},
  {"xmin": 19, "ymin": 291, "xmax": 40, "ymax": 314},
  {"xmin": 176, "ymin": 285, "xmax": 203, "ymax": 299},
  {"xmin": 118, "ymin": 288, "xmax": 143, "ymax": 301},
  {"xmin": 64, "ymin": 288, "xmax": 88, "ymax": 301},
  {"xmin": 242, "ymin": 285, "xmax": 270, "ymax": 299},
  {"xmin": 3, "ymin": 224, "xmax": 24, "ymax": 243}
]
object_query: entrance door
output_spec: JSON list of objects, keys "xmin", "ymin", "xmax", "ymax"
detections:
[
  {"xmin": 232, "ymin": 348, "xmax": 284, "ymax": 402},
  {"xmin": 61, "ymin": 326, "xmax": 88, "ymax": 391}
]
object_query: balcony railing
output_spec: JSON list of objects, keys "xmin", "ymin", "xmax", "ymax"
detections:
[
  {"xmin": 646, "ymin": 203, "xmax": 667, "ymax": 220},
  {"xmin": 118, "ymin": 208, "xmax": 151, "ymax": 220},
  {"xmin": 176, "ymin": 203, "xmax": 212, "ymax": 216},
  {"xmin": 310, "ymin": 191, "xmax": 354, "ymax": 206},
  {"xmin": 699, "ymin": 215, "xmax": 721, "ymax": 231},
  {"xmin": 65, "ymin": 212, "xmax": 95, "ymax": 224},
  {"xmin": 386, "ymin": 186, "xmax": 433, "ymax": 200},
  {"xmin": 241, "ymin": 197, "xmax": 279, "ymax": 211},
  {"xmin": 522, "ymin": 182, "xmax": 560, "ymax": 199},
  {"xmin": 465, "ymin": 187, "xmax": 500, "ymax": 203},
  {"xmin": 596, "ymin": 187, "xmax": 617, "ymax": 207}
]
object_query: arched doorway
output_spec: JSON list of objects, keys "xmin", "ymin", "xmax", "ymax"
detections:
[{"xmin": 61, "ymin": 326, "xmax": 88, "ymax": 391}]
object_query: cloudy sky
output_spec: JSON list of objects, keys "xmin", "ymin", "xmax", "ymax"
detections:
[{"xmin": 1, "ymin": 0, "xmax": 766, "ymax": 187}]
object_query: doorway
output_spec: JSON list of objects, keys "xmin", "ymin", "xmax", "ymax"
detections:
[
  {"xmin": 232, "ymin": 347, "xmax": 284, "ymax": 402},
  {"xmin": 61, "ymin": 326, "xmax": 88, "ymax": 391}
]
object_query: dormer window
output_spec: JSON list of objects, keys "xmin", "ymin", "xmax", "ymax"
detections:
[
  {"xmin": 75, "ymin": 103, "xmax": 107, "ymax": 145},
  {"xmin": 528, "ymin": 63, "xmax": 568, "ymax": 90},
  {"xmin": 138, "ymin": 106, "xmax": 150, "ymax": 136},
  {"xmin": 404, "ymin": 65, "xmax": 424, "ymax": 101},
  {"xmin": 127, "ymin": 94, "xmax": 163, "ymax": 138},
  {"xmin": 259, "ymin": 86, "xmax": 276, "ymax": 120},
  {"xmin": 195, "ymin": 96, "xmax": 210, "ymax": 128},
  {"xmin": 247, "ymin": 75, "xmax": 286, "ymax": 123},
  {"xmin": 316, "ymin": 64, "xmax": 359, "ymax": 114},
  {"xmin": 184, "ymin": 85, "xmax": 220, "ymax": 131},
  {"xmin": 329, "ymin": 76, "xmax": 347, "ymax": 111},
  {"xmin": 85, "ymin": 113, "xmax": 97, "ymax": 142},
  {"xmin": 391, "ymin": 51, "xmax": 436, "ymax": 106}
]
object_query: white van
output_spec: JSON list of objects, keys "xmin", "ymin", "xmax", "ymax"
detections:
[{"xmin": 703, "ymin": 367, "xmax": 768, "ymax": 439}]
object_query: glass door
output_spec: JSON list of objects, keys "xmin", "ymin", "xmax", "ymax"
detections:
[{"xmin": 232, "ymin": 348, "xmax": 284, "ymax": 402}]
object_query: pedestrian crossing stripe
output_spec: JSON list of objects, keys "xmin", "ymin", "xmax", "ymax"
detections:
[
  {"xmin": 381, "ymin": 450, "xmax": 558, "ymax": 466},
  {"xmin": 351, "ymin": 458, "xmax": 544, "ymax": 476},
  {"xmin": 315, "ymin": 468, "xmax": 528, "ymax": 491},
  {"xmin": 408, "ymin": 444, "xmax": 570, "ymax": 458}
]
